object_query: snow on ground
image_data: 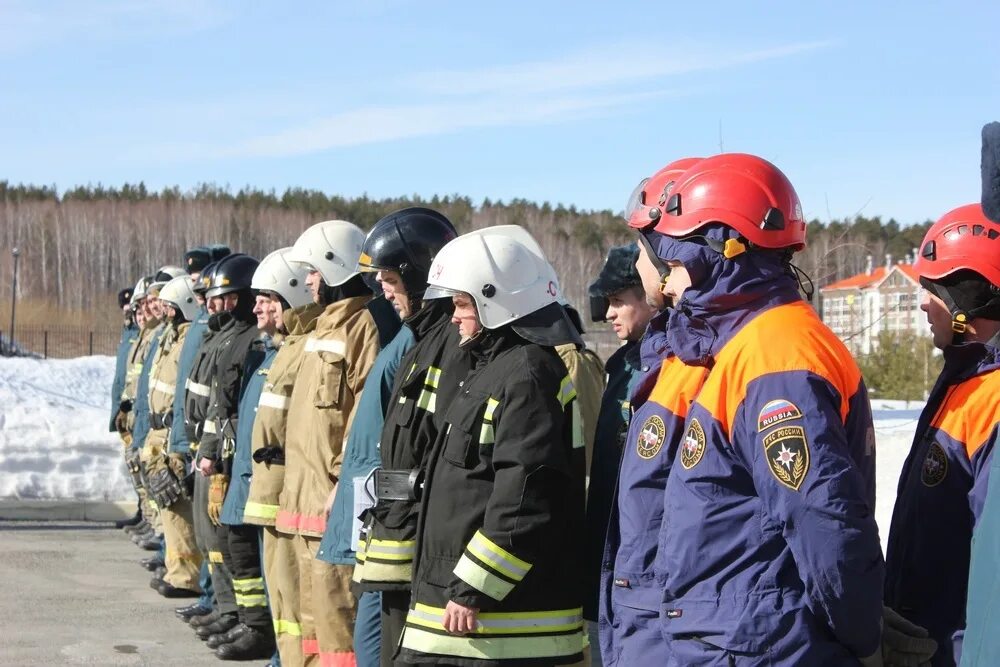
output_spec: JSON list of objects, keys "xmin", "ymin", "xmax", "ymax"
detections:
[
  {"xmin": 0, "ymin": 356, "xmax": 923, "ymax": 552},
  {"xmin": 0, "ymin": 355, "xmax": 132, "ymax": 501},
  {"xmin": 871, "ymin": 399, "xmax": 923, "ymax": 553}
]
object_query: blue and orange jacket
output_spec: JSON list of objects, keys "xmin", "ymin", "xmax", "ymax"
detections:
[
  {"xmin": 886, "ymin": 341, "xmax": 1000, "ymax": 667},
  {"xmin": 596, "ymin": 313, "xmax": 709, "ymax": 665},
  {"xmin": 656, "ymin": 299, "xmax": 882, "ymax": 664}
]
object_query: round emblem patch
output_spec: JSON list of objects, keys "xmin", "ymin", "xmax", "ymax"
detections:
[
  {"xmin": 636, "ymin": 415, "xmax": 666, "ymax": 460},
  {"xmin": 680, "ymin": 419, "xmax": 706, "ymax": 469},
  {"xmin": 921, "ymin": 442, "xmax": 948, "ymax": 487}
]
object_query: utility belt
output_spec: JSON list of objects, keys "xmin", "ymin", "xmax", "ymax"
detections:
[
  {"xmin": 150, "ymin": 411, "xmax": 173, "ymax": 430},
  {"xmin": 374, "ymin": 468, "xmax": 423, "ymax": 502}
]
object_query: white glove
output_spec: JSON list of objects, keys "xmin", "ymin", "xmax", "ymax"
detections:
[{"xmin": 881, "ymin": 606, "xmax": 937, "ymax": 667}]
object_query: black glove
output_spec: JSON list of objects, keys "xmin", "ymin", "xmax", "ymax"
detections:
[
  {"xmin": 148, "ymin": 467, "xmax": 184, "ymax": 508},
  {"xmin": 252, "ymin": 446, "xmax": 286, "ymax": 466},
  {"xmin": 118, "ymin": 399, "xmax": 133, "ymax": 413}
]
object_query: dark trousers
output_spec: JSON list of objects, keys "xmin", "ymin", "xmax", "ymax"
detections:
[
  {"xmin": 225, "ymin": 522, "xmax": 271, "ymax": 629},
  {"xmin": 193, "ymin": 472, "xmax": 237, "ymax": 616},
  {"xmin": 381, "ymin": 590, "xmax": 414, "ymax": 667}
]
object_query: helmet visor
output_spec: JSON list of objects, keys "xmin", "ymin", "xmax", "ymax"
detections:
[
  {"xmin": 356, "ymin": 251, "xmax": 390, "ymax": 274},
  {"xmin": 423, "ymin": 285, "xmax": 461, "ymax": 301}
]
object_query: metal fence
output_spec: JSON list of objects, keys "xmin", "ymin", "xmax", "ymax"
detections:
[{"xmin": 0, "ymin": 325, "xmax": 121, "ymax": 358}]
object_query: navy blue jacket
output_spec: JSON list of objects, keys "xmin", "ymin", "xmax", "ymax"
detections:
[
  {"xmin": 222, "ymin": 337, "xmax": 277, "ymax": 526},
  {"xmin": 886, "ymin": 340, "xmax": 1000, "ymax": 666},
  {"xmin": 110, "ymin": 322, "xmax": 138, "ymax": 431},
  {"xmin": 317, "ymin": 324, "xmax": 414, "ymax": 565},
  {"xmin": 169, "ymin": 308, "xmax": 208, "ymax": 454}
]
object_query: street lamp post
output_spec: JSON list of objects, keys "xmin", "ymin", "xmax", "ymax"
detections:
[{"xmin": 8, "ymin": 247, "xmax": 19, "ymax": 354}]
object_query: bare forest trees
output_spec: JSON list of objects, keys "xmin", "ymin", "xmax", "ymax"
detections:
[{"xmin": 0, "ymin": 183, "xmax": 932, "ymax": 319}]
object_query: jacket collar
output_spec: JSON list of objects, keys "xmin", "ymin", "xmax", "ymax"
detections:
[
  {"xmin": 316, "ymin": 295, "xmax": 371, "ymax": 333},
  {"xmin": 405, "ymin": 298, "xmax": 453, "ymax": 343}
]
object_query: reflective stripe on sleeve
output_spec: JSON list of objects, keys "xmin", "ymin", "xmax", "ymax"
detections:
[
  {"xmin": 188, "ymin": 381, "xmax": 211, "ymax": 397},
  {"xmin": 304, "ymin": 338, "xmax": 346, "ymax": 355},
  {"xmin": 258, "ymin": 392, "xmax": 291, "ymax": 410}
]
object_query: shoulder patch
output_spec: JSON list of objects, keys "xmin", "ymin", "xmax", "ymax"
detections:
[
  {"xmin": 921, "ymin": 441, "xmax": 948, "ymax": 487},
  {"xmin": 680, "ymin": 419, "xmax": 706, "ymax": 469},
  {"xmin": 637, "ymin": 415, "xmax": 666, "ymax": 460},
  {"xmin": 763, "ymin": 425, "xmax": 810, "ymax": 491},
  {"xmin": 758, "ymin": 399, "xmax": 803, "ymax": 432}
]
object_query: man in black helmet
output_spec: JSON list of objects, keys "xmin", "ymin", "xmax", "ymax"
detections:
[
  {"xmin": 196, "ymin": 253, "xmax": 279, "ymax": 660},
  {"xmin": 322, "ymin": 208, "xmax": 467, "ymax": 667}
]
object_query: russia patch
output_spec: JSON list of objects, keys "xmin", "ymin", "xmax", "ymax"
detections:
[
  {"xmin": 636, "ymin": 415, "xmax": 666, "ymax": 460},
  {"xmin": 763, "ymin": 425, "xmax": 810, "ymax": 491},
  {"xmin": 758, "ymin": 399, "xmax": 803, "ymax": 432},
  {"xmin": 680, "ymin": 419, "xmax": 706, "ymax": 469},
  {"xmin": 921, "ymin": 441, "xmax": 948, "ymax": 487}
]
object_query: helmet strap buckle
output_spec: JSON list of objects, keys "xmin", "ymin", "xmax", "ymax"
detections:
[
  {"xmin": 722, "ymin": 238, "xmax": 747, "ymax": 259},
  {"xmin": 952, "ymin": 312, "xmax": 969, "ymax": 334}
]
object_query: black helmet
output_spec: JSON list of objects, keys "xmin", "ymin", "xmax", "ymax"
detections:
[
  {"xmin": 206, "ymin": 253, "xmax": 260, "ymax": 298},
  {"xmin": 117, "ymin": 287, "xmax": 134, "ymax": 309},
  {"xmin": 194, "ymin": 260, "xmax": 220, "ymax": 295},
  {"xmin": 358, "ymin": 207, "xmax": 457, "ymax": 297}
]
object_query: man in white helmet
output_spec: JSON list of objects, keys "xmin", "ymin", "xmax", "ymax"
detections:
[
  {"xmin": 397, "ymin": 227, "xmax": 588, "ymax": 666},
  {"xmin": 279, "ymin": 220, "xmax": 398, "ymax": 666},
  {"xmin": 143, "ymin": 275, "xmax": 204, "ymax": 599}
]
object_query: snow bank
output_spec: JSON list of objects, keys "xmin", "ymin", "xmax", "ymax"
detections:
[
  {"xmin": 0, "ymin": 355, "xmax": 132, "ymax": 501},
  {"xmin": 0, "ymin": 356, "xmax": 921, "ymax": 549},
  {"xmin": 871, "ymin": 399, "xmax": 923, "ymax": 552}
]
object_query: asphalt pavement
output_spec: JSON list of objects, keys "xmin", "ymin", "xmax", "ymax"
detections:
[{"xmin": 0, "ymin": 521, "xmax": 225, "ymax": 666}]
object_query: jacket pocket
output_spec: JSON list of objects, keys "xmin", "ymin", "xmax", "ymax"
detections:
[
  {"xmin": 314, "ymin": 351, "xmax": 345, "ymax": 408},
  {"xmin": 441, "ymin": 390, "xmax": 489, "ymax": 469},
  {"xmin": 660, "ymin": 590, "xmax": 786, "ymax": 656}
]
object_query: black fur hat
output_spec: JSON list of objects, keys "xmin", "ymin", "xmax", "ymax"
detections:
[
  {"xmin": 983, "ymin": 122, "xmax": 1000, "ymax": 223},
  {"xmin": 589, "ymin": 243, "xmax": 641, "ymax": 297}
]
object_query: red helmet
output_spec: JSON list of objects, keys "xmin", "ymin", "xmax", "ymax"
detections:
[
  {"xmin": 625, "ymin": 157, "xmax": 703, "ymax": 229},
  {"xmin": 915, "ymin": 203, "xmax": 1000, "ymax": 286},
  {"xmin": 643, "ymin": 153, "xmax": 806, "ymax": 251}
]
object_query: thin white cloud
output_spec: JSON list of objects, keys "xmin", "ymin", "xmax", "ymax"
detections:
[
  {"xmin": 0, "ymin": 0, "xmax": 228, "ymax": 55},
  {"xmin": 143, "ymin": 89, "xmax": 679, "ymax": 161},
  {"xmin": 130, "ymin": 39, "xmax": 830, "ymax": 161},
  {"xmin": 407, "ymin": 40, "xmax": 834, "ymax": 96}
]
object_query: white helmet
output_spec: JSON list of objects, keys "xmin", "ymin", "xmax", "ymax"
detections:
[
  {"xmin": 286, "ymin": 220, "xmax": 365, "ymax": 287},
  {"xmin": 424, "ymin": 226, "xmax": 562, "ymax": 330},
  {"xmin": 252, "ymin": 247, "xmax": 313, "ymax": 309},
  {"xmin": 477, "ymin": 225, "xmax": 567, "ymax": 304},
  {"xmin": 158, "ymin": 276, "xmax": 200, "ymax": 322},
  {"xmin": 130, "ymin": 276, "xmax": 148, "ymax": 306},
  {"xmin": 148, "ymin": 265, "xmax": 186, "ymax": 293}
]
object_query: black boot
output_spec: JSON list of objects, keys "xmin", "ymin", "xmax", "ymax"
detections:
[
  {"xmin": 196, "ymin": 613, "xmax": 238, "ymax": 640},
  {"xmin": 140, "ymin": 556, "xmax": 164, "ymax": 571},
  {"xmin": 124, "ymin": 519, "xmax": 150, "ymax": 535},
  {"xmin": 158, "ymin": 582, "xmax": 201, "ymax": 598},
  {"xmin": 138, "ymin": 536, "xmax": 163, "ymax": 551},
  {"xmin": 115, "ymin": 510, "xmax": 143, "ymax": 529},
  {"xmin": 175, "ymin": 603, "xmax": 213, "ymax": 622},
  {"xmin": 149, "ymin": 575, "xmax": 164, "ymax": 590},
  {"xmin": 207, "ymin": 622, "xmax": 250, "ymax": 649},
  {"xmin": 189, "ymin": 610, "xmax": 221, "ymax": 628},
  {"xmin": 215, "ymin": 627, "xmax": 276, "ymax": 661}
]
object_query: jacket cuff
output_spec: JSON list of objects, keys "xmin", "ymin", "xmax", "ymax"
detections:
[{"xmin": 451, "ymin": 530, "xmax": 533, "ymax": 604}]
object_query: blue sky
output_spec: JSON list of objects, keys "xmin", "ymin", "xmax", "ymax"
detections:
[{"xmin": 1, "ymin": 0, "xmax": 998, "ymax": 224}]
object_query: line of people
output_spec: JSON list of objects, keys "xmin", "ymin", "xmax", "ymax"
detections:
[
  {"xmin": 107, "ymin": 149, "xmax": 1000, "ymax": 667},
  {"xmin": 108, "ymin": 209, "xmax": 604, "ymax": 666}
]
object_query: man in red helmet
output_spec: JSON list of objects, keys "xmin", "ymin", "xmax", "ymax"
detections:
[
  {"xmin": 595, "ymin": 158, "xmax": 711, "ymax": 667},
  {"xmin": 641, "ymin": 153, "xmax": 886, "ymax": 664},
  {"xmin": 884, "ymin": 203, "xmax": 1000, "ymax": 667}
]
